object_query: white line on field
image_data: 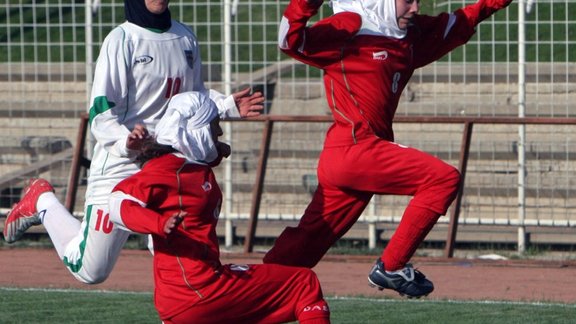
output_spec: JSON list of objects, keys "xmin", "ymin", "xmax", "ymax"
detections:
[
  {"xmin": 2, "ymin": 287, "xmax": 574, "ymax": 308},
  {"xmin": 327, "ymin": 296, "xmax": 576, "ymax": 308},
  {"xmin": 0, "ymin": 287, "xmax": 152, "ymax": 295}
]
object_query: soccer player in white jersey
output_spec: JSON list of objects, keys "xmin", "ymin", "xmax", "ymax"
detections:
[{"xmin": 3, "ymin": 0, "xmax": 264, "ymax": 284}]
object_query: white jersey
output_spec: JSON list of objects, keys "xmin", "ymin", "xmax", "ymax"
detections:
[{"xmin": 86, "ymin": 20, "xmax": 238, "ymax": 205}]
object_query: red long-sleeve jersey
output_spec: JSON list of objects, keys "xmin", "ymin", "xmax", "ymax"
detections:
[
  {"xmin": 279, "ymin": 0, "xmax": 479, "ymax": 145},
  {"xmin": 110, "ymin": 153, "xmax": 222, "ymax": 318},
  {"xmin": 110, "ymin": 153, "xmax": 331, "ymax": 323}
]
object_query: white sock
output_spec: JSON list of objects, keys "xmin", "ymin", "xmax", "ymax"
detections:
[
  {"xmin": 36, "ymin": 191, "xmax": 60, "ymax": 222},
  {"xmin": 37, "ymin": 192, "xmax": 81, "ymax": 259}
]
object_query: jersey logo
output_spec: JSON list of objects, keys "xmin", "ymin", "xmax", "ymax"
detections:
[
  {"xmin": 303, "ymin": 305, "xmax": 330, "ymax": 313},
  {"xmin": 230, "ymin": 264, "xmax": 250, "ymax": 272},
  {"xmin": 184, "ymin": 50, "xmax": 194, "ymax": 69},
  {"xmin": 201, "ymin": 181, "xmax": 212, "ymax": 192},
  {"xmin": 134, "ymin": 55, "xmax": 153, "ymax": 65},
  {"xmin": 372, "ymin": 50, "xmax": 388, "ymax": 61}
]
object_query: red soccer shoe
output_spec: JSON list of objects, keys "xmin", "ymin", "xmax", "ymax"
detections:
[{"xmin": 3, "ymin": 178, "xmax": 54, "ymax": 243}]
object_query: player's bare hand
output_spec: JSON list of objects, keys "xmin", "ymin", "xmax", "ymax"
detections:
[
  {"xmin": 126, "ymin": 124, "xmax": 150, "ymax": 151},
  {"xmin": 233, "ymin": 87, "xmax": 265, "ymax": 118},
  {"xmin": 163, "ymin": 211, "xmax": 186, "ymax": 235}
]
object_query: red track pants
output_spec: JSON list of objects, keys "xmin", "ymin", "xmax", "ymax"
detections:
[{"xmin": 264, "ymin": 137, "xmax": 460, "ymax": 270}]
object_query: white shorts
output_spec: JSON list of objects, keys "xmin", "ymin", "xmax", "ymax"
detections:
[{"xmin": 62, "ymin": 203, "xmax": 131, "ymax": 284}]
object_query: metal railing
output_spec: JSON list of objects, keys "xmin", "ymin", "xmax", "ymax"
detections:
[{"xmin": 66, "ymin": 114, "xmax": 576, "ymax": 257}]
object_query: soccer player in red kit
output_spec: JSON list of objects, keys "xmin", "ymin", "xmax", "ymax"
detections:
[
  {"xmin": 263, "ymin": 0, "xmax": 513, "ymax": 298},
  {"xmin": 108, "ymin": 91, "xmax": 330, "ymax": 323}
]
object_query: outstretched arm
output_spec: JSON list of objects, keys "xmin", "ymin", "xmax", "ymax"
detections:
[
  {"xmin": 461, "ymin": 0, "xmax": 513, "ymax": 26},
  {"xmin": 412, "ymin": 0, "xmax": 513, "ymax": 68},
  {"xmin": 208, "ymin": 88, "xmax": 264, "ymax": 119},
  {"xmin": 109, "ymin": 190, "xmax": 168, "ymax": 236},
  {"xmin": 279, "ymin": 0, "xmax": 362, "ymax": 67}
]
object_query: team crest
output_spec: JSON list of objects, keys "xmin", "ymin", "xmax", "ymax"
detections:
[
  {"xmin": 372, "ymin": 50, "xmax": 388, "ymax": 61},
  {"xmin": 202, "ymin": 181, "xmax": 212, "ymax": 192},
  {"xmin": 230, "ymin": 264, "xmax": 250, "ymax": 272},
  {"xmin": 134, "ymin": 55, "xmax": 153, "ymax": 65},
  {"xmin": 184, "ymin": 50, "xmax": 194, "ymax": 69}
]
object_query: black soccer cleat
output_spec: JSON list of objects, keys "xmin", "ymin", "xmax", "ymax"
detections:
[{"xmin": 368, "ymin": 258, "xmax": 434, "ymax": 298}]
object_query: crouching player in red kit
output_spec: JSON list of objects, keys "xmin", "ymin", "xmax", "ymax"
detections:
[{"xmin": 108, "ymin": 91, "xmax": 330, "ymax": 324}]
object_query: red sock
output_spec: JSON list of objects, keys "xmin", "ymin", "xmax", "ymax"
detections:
[{"xmin": 382, "ymin": 205, "xmax": 440, "ymax": 271}]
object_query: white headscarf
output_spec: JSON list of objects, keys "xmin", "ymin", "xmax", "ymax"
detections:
[
  {"xmin": 330, "ymin": 0, "xmax": 407, "ymax": 39},
  {"xmin": 155, "ymin": 91, "xmax": 219, "ymax": 164}
]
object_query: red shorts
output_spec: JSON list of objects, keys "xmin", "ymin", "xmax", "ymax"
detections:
[{"xmin": 162, "ymin": 263, "xmax": 330, "ymax": 324}]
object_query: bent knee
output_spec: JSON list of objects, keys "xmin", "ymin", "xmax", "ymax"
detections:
[
  {"xmin": 416, "ymin": 165, "xmax": 461, "ymax": 214},
  {"xmin": 444, "ymin": 166, "xmax": 462, "ymax": 190},
  {"xmin": 434, "ymin": 166, "xmax": 461, "ymax": 202},
  {"xmin": 69, "ymin": 268, "xmax": 110, "ymax": 285}
]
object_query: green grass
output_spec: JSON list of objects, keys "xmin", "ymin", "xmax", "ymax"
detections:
[{"xmin": 1, "ymin": 288, "xmax": 575, "ymax": 323}]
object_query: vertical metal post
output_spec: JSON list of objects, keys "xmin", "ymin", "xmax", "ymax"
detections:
[
  {"xmin": 517, "ymin": 0, "xmax": 527, "ymax": 253},
  {"xmin": 444, "ymin": 122, "xmax": 473, "ymax": 258},
  {"xmin": 223, "ymin": 0, "xmax": 234, "ymax": 247},
  {"xmin": 85, "ymin": 0, "xmax": 93, "ymax": 102},
  {"xmin": 244, "ymin": 120, "xmax": 273, "ymax": 253},
  {"xmin": 368, "ymin": 223, "xmax": 377, "ymax": 250},
  {"xmin": 65, "ymin": 114, "xmax": 89, "ymax": 212},
  {"xmin": 85, "ymin": 0, "xmax": 95, "ymax": 159},
  {"xmin": 367, "ymin": 192, "xmax": 377, "ymax": 249}
]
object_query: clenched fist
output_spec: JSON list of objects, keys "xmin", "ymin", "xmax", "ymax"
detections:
[
  {"xmin": 462, "ymin": 0, "xmax": 514, "ymax": 25},
  {"xmin": 484, "ymin": 0, "xmax": 513, "ymax": 11}
]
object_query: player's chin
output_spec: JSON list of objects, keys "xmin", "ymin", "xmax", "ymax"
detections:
[
  {"xmin": 207, "ymin": 155, "xmax": 224, "ymax": 167},
  {"xmin": 398, "ymin": 17, "xmax": 413, "ymax": 29},
  {"xmin": 207, "ymin": 147, "xmax": 230, "ymax": 167},
  {"xmin": 216, "ymin": 142, "xmax": 231, "ymax": 158}
]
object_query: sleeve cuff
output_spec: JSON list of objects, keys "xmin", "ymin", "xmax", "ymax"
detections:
[{"xmin": 222, "ymin": 95, "xmax": 240, "ymax": 118}]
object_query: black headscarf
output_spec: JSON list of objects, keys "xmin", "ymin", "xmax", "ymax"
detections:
[{"xmin": 125, "ymin": 0, "xmax": 172, "ymax": 31}]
